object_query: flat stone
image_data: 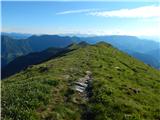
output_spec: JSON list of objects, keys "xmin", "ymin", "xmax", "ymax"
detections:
[
  {"xmin": 84, "ymin": 75, "xmax": 90, "ymax": 80},
  {"xmin": 75, "ymin": 88, "xmax": 84, "ymax": 93},
  {"xmin": 75, "ymin": 82, "xmax": 88, "ymax": 87},
  {"xmin": 86, "ymin": 71, "xmax": 92, "ymax": 75},
  {"xmin": 79, "ymin": 78, "xmax": 86, "ymax": 82},
  {"xmin": 75, "ymin": 85, "xmax": 86, "ymax": 93}
]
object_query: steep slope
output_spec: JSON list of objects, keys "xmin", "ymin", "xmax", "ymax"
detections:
[
  {"xmin": 1, "ymin": 42, "xmax": 88, "ymax": 79},
  {"xmin": 2, "ymin": 42, "xmax": 160, "ymax": 120},
  {"xmin": 127, "ymin": 51, "xmax": 160, "ymax": 69},
  {"xmin": 1, "ymin": 35, "xmax": 32, "ymax": 67},
  {"xmin": 146, "ymin": 49, "xmax": 160, "ymax": 60},
  {"xmin": 1, "ymin": 47, "xmax": 68, "ymax": 79},
  {"xmin": 1, "ymin": 35, "xmax": 80, "ymax": 67},
  {"xmin": 81, "ymin": 35, "xmax": 160, "ymax": 69}
]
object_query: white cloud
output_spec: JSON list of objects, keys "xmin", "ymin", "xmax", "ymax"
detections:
[
  {"xmin": 56, "ymin": 9, "xmax": 98, "ymax": 15},
  {"xmin": 88, "ymin": 5, "xmax": 160, "ymax": 18}
]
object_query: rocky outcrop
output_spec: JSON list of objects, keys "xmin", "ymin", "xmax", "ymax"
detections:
[{"xmin": 74, "ymin": 71, "xmax": 92, "ymax": 99}]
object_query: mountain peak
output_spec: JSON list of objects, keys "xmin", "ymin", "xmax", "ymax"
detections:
[
  {"xmin": 96, "ymin": 41, "xmax": 112, "ymax": 47},
  {"xmin": 78, "ymin": 41, "xmax": 89, "ymax": 47}
]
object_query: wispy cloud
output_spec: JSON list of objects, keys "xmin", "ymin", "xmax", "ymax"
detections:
[
  {"xmin": 56, "ymin": 9, "xmax": 98, "ymax": 15},
  {"xmin": 88, "ymin": 5, "xmax": 160, "ymax": 18},
  {"xmin": 56, "ymin": 6, "xmax": 160, "ymax": 18}
]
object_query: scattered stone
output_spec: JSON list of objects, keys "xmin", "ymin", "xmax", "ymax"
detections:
[
  {"xmin": 132, "ymin": 88, "xmax": 140, "ymax": 94},
  {"xmin": 115, "ymin": 66, "xmax": 120, "ymax": 69},
  {"xmin": 125, "ymin": 114, "xmax": 132, "ymax": 118},
  {"xmin": 86, "ymin": 71, "xmax": 92, "ymax": 76},
  {"xmin": 63, "ymin": 75, "xmax": 70, "ymax": 79},
  {"xmin": 75, "ymin": 82, "xmax": 88, "ymax": 88},
  {"xmin": 39, "ymin": 66, "xmax": 48, "ymax": 72},
  {"xmin": 75, "ymin": 85, "xmax": 86, "ymax": 93},
  {"xmin": 73, "ymin": 71, "xmax": 92, "ymax": 99},
  {"xmin": 79, "ymin": 78, "xmax": 87, "ymax": 82},
  {"xmin": 107, "ymin": 76, "xmax": 113, "ymax": 79},
  {"xmin": 115, "ymin": 66, "xmax": 121, "ymax": 71},
  {"xmin": 128, "ymin": 87, "xmax": 141, "ymax": 94}
]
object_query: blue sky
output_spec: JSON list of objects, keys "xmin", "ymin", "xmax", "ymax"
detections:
[{"xmin": 2, "ymin": 1, "xmax": 160, "ymax": 40}]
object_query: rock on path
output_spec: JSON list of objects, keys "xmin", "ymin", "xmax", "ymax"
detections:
[{"xmin": 74, "ymin": 71, "xmax": 92, "ymax": 99}]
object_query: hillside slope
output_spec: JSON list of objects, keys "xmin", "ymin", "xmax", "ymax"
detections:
[
  {"xmin": 1, "ymin": 35, "xmax": 78, "ymax": 67},
  {"xmin": 2, "ymin": 34, "xmax": 159, "ymax": 69},
  {"xmin": 81, "ymin": 35, "xmax": 160, "ymax": 69},
  {"xmin": 2, "ymin": 42, "xmax": 160, "ymax": 120},
  {"xmin": 127, "ymin": 51, "xmax": 160, "ymax": 69},
  {"xmin": 1, "ymin": 35, "xmax": 32, "ymax": 67},
  {"xmin": 1, "ymin": 47, "xmax": 68, "ymax": 79}
]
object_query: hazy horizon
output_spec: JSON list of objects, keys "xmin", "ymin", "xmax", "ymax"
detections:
[{"xmin": 2, "ymin": 1, "xmax": 160, "ymax": 41}]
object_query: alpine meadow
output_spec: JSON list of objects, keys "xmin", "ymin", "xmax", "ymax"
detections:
[{"xmin": 1, "ymin": 1, "xmax": 160, "ymax": 120}]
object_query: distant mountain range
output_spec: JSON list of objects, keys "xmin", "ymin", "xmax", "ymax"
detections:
[
  {"xmin": 1, "ymin": 32, "xmax": 32, "ymax": 39},
  {"xmin": 1, "ymin": 34, "xmax": 160, "ymax": 69},
  {"xmin": 27, "ymin": 35, "xmax": 78, "ymax": 51},
  {"xmin": 80, "ymin": 35, "xmax": 159, "ymax": 53}
]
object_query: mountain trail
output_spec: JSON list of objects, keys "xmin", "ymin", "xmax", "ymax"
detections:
[{"xmin": 74, "ymin": 71, "xmax": 93, "ymax": 100}]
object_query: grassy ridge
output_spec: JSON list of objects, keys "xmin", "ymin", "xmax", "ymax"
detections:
[
  {"xmin": 2, "ymin": 43, "xmax": 160, "ymax": 120},
  {"xmin": 87, "ymin": 43, "xmax": 160, "ymax": 120}
]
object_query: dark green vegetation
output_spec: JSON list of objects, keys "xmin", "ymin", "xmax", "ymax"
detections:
[
  {"xmin": 2, "ymin": 47, "xmax": 68, "ymax": 79},
  {"xmin": 1, "ymin": 35, "xmax": 32, "ymax": 67},
  {"xmin": 1, "ymin": 42, "xmax": 88, "ymax": 79},
  {"xmin": 1, "ymin": 35, "xmax": 78, "ymax": 67},
  {"xmin": 2, "ymin": 42, "xmax": 160, "ymax": 120}
]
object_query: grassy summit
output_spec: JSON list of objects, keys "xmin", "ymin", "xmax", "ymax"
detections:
[{"xmin": 2, "ymin": 42, "xmax": 160, "ymax": 120}]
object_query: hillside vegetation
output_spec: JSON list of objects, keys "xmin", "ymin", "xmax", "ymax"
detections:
[
  {"xmin": 1, "ymin": 35, "xmax": 32, "ymax": 67},
  {"xmin": 1, "ymin": 35, "xmax": 77, "ymax": 67},
  {"xmin": 2, "ymin": 47, "xmax": 67, "ymax": 79},
  {"xmin": 2, "ymin": 34, "xmax": 160, "ymax": 69},
  {"xmin": 2, "ymin": 42, "xmax": 160, "ymax": 120},
  {"xmin": 81, "ymin": 35, "xmax": 160, "ymax": 69}
]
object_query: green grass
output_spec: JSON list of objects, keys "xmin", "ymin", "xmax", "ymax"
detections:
[{"xmin": 2, "ymin": 43, "xmax": 160, "ymax": 120}]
